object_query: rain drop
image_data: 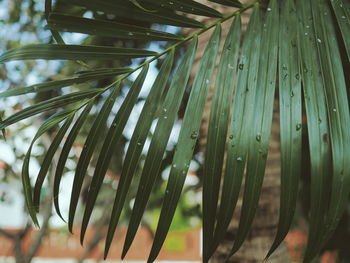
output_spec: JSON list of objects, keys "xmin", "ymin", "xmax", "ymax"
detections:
[
  {"xmin": 164, "ymin": 116, "xmax": 168, "ymax": 119},
  {"xmin": 256, "ymin": 134, "xmax": 261, "ymax": 142},
  {"xmin": 137, "ymin": 142, "xmax": 142, "ymax": 146},
  {"xmin": 236, "ymin": 157, "xmax": 243, "ymax": 162},
  {"xmin": 267, "ymin": 7, "xmax": 272, "ymax": 11},
  {"xmin": 296, "ymin": 123, "xmax": 302, "ymax": 131},
  {"xmin": 128, "ymin": 32, "xmax": 134, "ymax": 36},
  {"xmin": 173, "ymin": 164, "xmax": 177, "ymax": 168},
  {"xmin": 229, "ymin": 135, "xmax": 233, "ymax": 139},
  {"xmin": 291, "ymin": 91, "xmax": 294, "ymax": 97},
  {"xmin": 333, "ymin": 108, "xmax": 337, "ymax": 112},
  {"xmin": 190, "ymin": 132, "xmax": 198, "ymax": 139},
  {"xmin": 239, "ymin": 64, "xmax": 244, "ymax": 70},
  {"xmin": 206, "ymin": 79, "xmax": 210, "ymax": 84},
  {"xmin": 317, "ymin": 38, "xmax": 322, "ymax": 43}
]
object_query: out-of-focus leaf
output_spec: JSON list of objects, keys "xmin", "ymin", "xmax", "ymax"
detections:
[
  {"xmin": 47, "ymin": 13, "xmax": 183, "ymax": 41},
  {"xmin": 0, "ymin": 44, "xmax": 157, "ymax": 63}
]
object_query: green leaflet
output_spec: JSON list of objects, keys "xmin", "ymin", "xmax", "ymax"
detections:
[
  {"xmin": 0, "ymin": 116, "xmax": 5, "ymax": 140},
  {"xmin": 303, "ymin": 0, "xmax": 350, "ymax": 262},
  {"xmin": 211, "ymin": 5, "xmax": 261, "ymax": 257},
  {"xmin": 208, "ymin": 0, "xmax": 242, "ymax": 8},
  {"xmin": 54, "ymin": 101, "xmax": 94, "ymax": 221},
  {"xmin": 0, "ymin": 44, "xmax": 157, "ymax": 63},
  {"xmin": 79, "ymin": 65, "xmax": 149, "ymax": 244},
  {"xmin": 104, "ymin": 50, "xmax": 174, "ymax": 259},
  {"xmin": 22, "ymin": 110, "xmax": 74, "ymax": 226},
  {"xmin": 201, "ymin": 17, "xmax": 241, "ymax": 263},
  {"xmin": 65, "ymin": 0, "xmax": 203, "ymax": 28},
  {"xmin": 331, "ymin": 0, "xmax": 350, "ymax": 60},
  {"xmin": 0, "ymin": 68, "xmax": 131, "ymax": 98},
  {"xmin": 33, "ymin": 114, "xmax": 75, "ymax": 212},
  {"xmin": 128, "ymin": 0, "xmax": 156, "ymax": 12},
  {"xmin": 266, "ymin": 0, "xmax": 301, "ymax": 258},
  {"xmin": 0, "ymin": 89, "xmax": 100, "ymax": 129},
  {"xmin": 228, "ymin": 0, "xmax": 279, "ymax": 257},
  {"xmin": 46, "ymin": 13, "xmax": 183, "ymax": 42},
  {"xmin": 148, "ymin": 25, "xmax": 221, "ymax": 263},
  {"xmin": 121, "ymin": 38, "xmax": 198, "ymax": 259},
  {"xmin": 297, "ymin": 0, "xmax": 332, "ymax": 261},
  {"xmin": 68, "ymin": 84, "xmax": 122, "ymax": 233},
  {"xmin": 45, "ymin": 0, "xmax": 65, "ymax": 44},
  {"xmin": 142, "ymin": 0, "xmax": 222, "ymax": 17}
]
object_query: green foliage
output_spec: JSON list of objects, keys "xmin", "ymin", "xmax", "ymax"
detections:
[{"xmin": 1, "ymin": 0, "xmax": 350, "ymax": 262}]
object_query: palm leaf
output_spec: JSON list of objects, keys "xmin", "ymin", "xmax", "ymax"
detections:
[
  {"xmin": 202, "ymin": 16, "xmax": 241, "ymax": 262},
  {"xmin": 80, "ymin": 65, "xmax": 149, "ymax": 244},
  {"xmin": 266, "ymin": 0, "xmax": 302, "ymax": 258},
  {"xmin": 0, "ymin": 44, "xmax": 157, "ymax": 62},
  {"xmin": 1, "ymin": 0, "xmax": 350, "ymax": 262},
  {"xmin": 149, "ymin": 25, "xmax": 221, "ymax": 263},
  {"xmin": 122, "ymin": 38, "xmax": 198, "ymax": 258},
  {"xmin": 211, "ymin": 6, "xmax": 261, "ymax": 255},
  {"xmin": 104, "ymin": 50, "xmax": 174, "ymax": 258},
  {"xmin": 46, "ymin": 13, "xmax": 183, "ymax": 42}
]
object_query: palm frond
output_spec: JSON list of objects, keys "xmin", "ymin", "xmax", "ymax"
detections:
[{"xmin": 1, "ymin": 0, "xmax": 350, "ymax": 262}]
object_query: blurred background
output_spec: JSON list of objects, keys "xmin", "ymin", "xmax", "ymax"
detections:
[{"xmin": 0, "ymin": 0, "xmax": 349, "ymax": 262}]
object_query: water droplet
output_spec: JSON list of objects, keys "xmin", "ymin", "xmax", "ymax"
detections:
[
  {"xmin": 112, "ymin": 123, "xmax": 117, "ymax": 127},
  {"xmin": 333, "ymin": 108, "xmax": 337, "ymax": 112},
  {"xmin": 228, "ymin": 64, "xmax": 234, "ymax": 70},
  {"xmin": 166, "ymin": 190, "xmax": 169, "ymax": 194},
  {"xmin": 341, "ymin": 16, "xmax": 346, "ymax": 19},
  {"xmin": 267, "ymin": 7, "xmax": 272, "ymax": 11},
  {"xmin": 295, "ymin": 73, "xmax": 300, "ymax": 80},
  {"xmin": 190, "ymin": 132, "xmax": 198, "ymax": 139},
  {"xmin": 282, "ymin": 65, "xmax": 287, "ymax": 70},
  {"xmin": 291, "ymin": 91, "xmax": 294, "ymax": 97},
  {"xmin": 239, "ymin": 64, "xmax": 244, "ymax": 70},
  {"xmin": 306, "ymin": 25, "xmax": 310, "ymax": 28},
  {"xmin": 137, "ymin": 142, "xmax": 142, "ymax": 146},
  {"xmin": 128, "ymin": 32, "xmax": 134, "ymax": 36},
  {"xmin": 317, "ymin": 38, "xmax": 322, "ymax": 43},
  {"xmin": 172, "ymin": 164, "xmax": 177, "ymax": 168},
  {"xmin": 206, "ymin": 79, "xmax": 210, "ymax": 84},
  {"xmin": 182, "ymin": 170, "xmax": 186, "ymax": 174},
  {"xmin": 163, "ymin": 108, "xmax": 167, "ymax": 112},
  {"xmin": 146, "ymin": 33, "xmax": 150, "ymax": 36},
  {"xmin": 164, "ymin": 116, "xmax": 168, "ymax": 119},
  {"xmin": 305, "ymin": 32, "xmax": 308, "ymax": 36},
  {"xmin": 256, "ymin": 134, "xmax": 261, "ymax": 142},
  {"xmin": 229, "ymin": 135, "xmax": 233, "ymax": 139},
  {"xmin": 236, "ymin": 157, "xmax": 243, "ymax": 162},
  {"xmin": 296, "ymin": 123, "xmax": 302, "ymax": 131}
]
